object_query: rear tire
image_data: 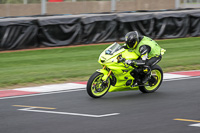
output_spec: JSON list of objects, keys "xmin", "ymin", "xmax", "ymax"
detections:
[
  {"xmin": 139, "ymin": 65, "xmax": 163, "ymax": 93},
  {"xmin": 87, "ymin": 72, "xmax": 110, "ymax": 98}
]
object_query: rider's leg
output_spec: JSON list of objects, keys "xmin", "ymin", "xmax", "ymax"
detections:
[
  {"xmin": 142, "ymin": 56, "xmax": 162, "ymax": 84},
  {"xmin": 130, "ymin": 67, "xmax": 143, "ymax": 85}
]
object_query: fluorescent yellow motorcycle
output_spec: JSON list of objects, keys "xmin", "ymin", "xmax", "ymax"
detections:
[{"xmin": 87, "ymin": 42, "xmax": 165, "ymax": 98}]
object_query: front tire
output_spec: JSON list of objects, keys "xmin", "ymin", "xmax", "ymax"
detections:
[
  {"xmin": 139, "ymin": 65, "xmax": 163, "ymax": 93},
  {"xmin": 87, "ymin": 72, "xmax": 111, "ymax": 98}
]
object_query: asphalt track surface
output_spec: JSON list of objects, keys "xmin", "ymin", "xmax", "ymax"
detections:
[{"xmin": 1, "ymin": 78, "xmax": 200, "ymax": 133}]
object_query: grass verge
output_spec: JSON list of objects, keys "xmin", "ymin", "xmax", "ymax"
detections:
[{"xmin": 0, "ymin": 37, "xmax": 200, "ymax": 89}]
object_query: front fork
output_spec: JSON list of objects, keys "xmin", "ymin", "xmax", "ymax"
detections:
[
  {"xmin": 102, "ymin": 66, "xmax": 111, "ymax": 88},
  {"xmin": 102, "ymin": 66, "xmax": 112, "ymax": 81},
  {"xmin": 96, "ymin": 66, "xmax": 112, "ymax": 87}
]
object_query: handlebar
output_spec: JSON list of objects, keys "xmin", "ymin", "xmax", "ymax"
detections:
[{"xmin": 117, "ymin": 54, "xmax": 135, "ymax": 68}]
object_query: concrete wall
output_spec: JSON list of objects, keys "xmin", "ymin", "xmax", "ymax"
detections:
[
  {"xmin": 180, "ymin": 3, "xmax": 200, "ymax": 8},
  {"xmin": 117, "ymin": 0, "xmax": 175, "ymax": 11},
  {"xmin": 0, "ymin": 0, "xmax": 175, "ymax": 17},
  {"xmin": 0, "ymin": 4, "xmax": 41, "ymax": 17},
  {"xmin": 47, "ymin": 1, "xmax": 111, "ymax": 14}
]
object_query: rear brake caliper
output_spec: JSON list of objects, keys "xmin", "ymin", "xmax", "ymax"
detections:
[{"xmin": 148, "ymin": 75, "xmax": 158, "ymax": 86}]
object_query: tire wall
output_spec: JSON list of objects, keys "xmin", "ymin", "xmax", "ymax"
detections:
[{"xmin": 0, "ymin": 9, "xmax": 200, "ymax": 50}]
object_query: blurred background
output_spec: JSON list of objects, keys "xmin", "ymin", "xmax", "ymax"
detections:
[
  {"xmin": 0, "ymin": 0, "xmax": 199, "ymax": 16},
  {"xmin": 0, "ymin": 0, "xmax": 200, "ymax": 89},
  {"xmin": 0, "ymin": 0, "xmax": 200, "ymax": 50}
]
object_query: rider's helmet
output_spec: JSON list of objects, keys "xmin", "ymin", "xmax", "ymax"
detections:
[{"xmin": 125, "ymin": 31, "xmax": 139, "ymax": 49}]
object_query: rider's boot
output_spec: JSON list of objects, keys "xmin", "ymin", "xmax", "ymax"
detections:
[{"xmin": 141, "ymin": 66, "xmax": 151, "ymax": 84}]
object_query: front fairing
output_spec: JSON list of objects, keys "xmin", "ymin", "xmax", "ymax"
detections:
[
  {"xmin": 98, "ymin": 42, "xmax": 139, "ymax": 65},
  {"xmin": 98, "ymin": 42, "xmax": 124, "ymax": 65}
]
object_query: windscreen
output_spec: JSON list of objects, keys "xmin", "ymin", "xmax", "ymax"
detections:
[{"xmin": 105, "ymin": 43, "xmax": 122, "ymax": 55}]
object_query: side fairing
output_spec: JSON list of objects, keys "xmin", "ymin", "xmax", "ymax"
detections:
[{"xmin": 97, "ymin": 43, "xmax": 140, "ymax": 92}]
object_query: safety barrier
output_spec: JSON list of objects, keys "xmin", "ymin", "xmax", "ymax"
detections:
[{"xmin": 0, "ymin": 9, "xmax": 200, "ymax": 50}]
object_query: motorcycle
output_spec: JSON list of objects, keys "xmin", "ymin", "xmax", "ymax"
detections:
[{"xmin": 87, "ymin": 42, "xmax": 166, "ymax": 98}]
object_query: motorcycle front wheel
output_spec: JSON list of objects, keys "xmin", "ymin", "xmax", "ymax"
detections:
[
  {"xmin": 139, "ymin": 65, "xmax": 163, "ymax": 93},
  {"xmin": 87, "ymin": 72, "xmax": 111, "ymax": 98}
]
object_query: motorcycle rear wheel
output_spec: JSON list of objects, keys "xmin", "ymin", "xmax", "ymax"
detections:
[
  {"xmin": 87, "ymin": 72, "xmax": 111, "ymax": 98},
  {"xmin": 139, "ymin": 65, "xmax": 163, "ymax": 93}
]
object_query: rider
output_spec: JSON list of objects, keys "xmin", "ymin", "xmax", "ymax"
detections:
[{"xmin": 123, "ymin": 31, "xmax": 162, "ymax": 84}]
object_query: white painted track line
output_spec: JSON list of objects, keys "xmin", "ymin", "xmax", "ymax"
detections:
[
  {"xmin": 15, "ymin": 83, "xmax": 86, "ymax": 92},
  {"xmin": 18, "ymin": 107, "xmax": 120, "ymax": 118},
  {"xmin": 163, "ymin": 73, "xmax": 189, "ymax": 80}
]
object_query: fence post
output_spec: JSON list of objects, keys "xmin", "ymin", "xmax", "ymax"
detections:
[
  {"xmin": 175, "ymin": 0, "xmax": 180, "ymax": 9},
  {"xmin": 111, "ymin": 0, "xmax": 116, "ymax": 12},
  {"xmin": 24, "ymin": 0, "xmax": 27, "ymax": 4},
  {"xmin": 41, "ymin": 0, "xmax": 47, "ymax": 15}
]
